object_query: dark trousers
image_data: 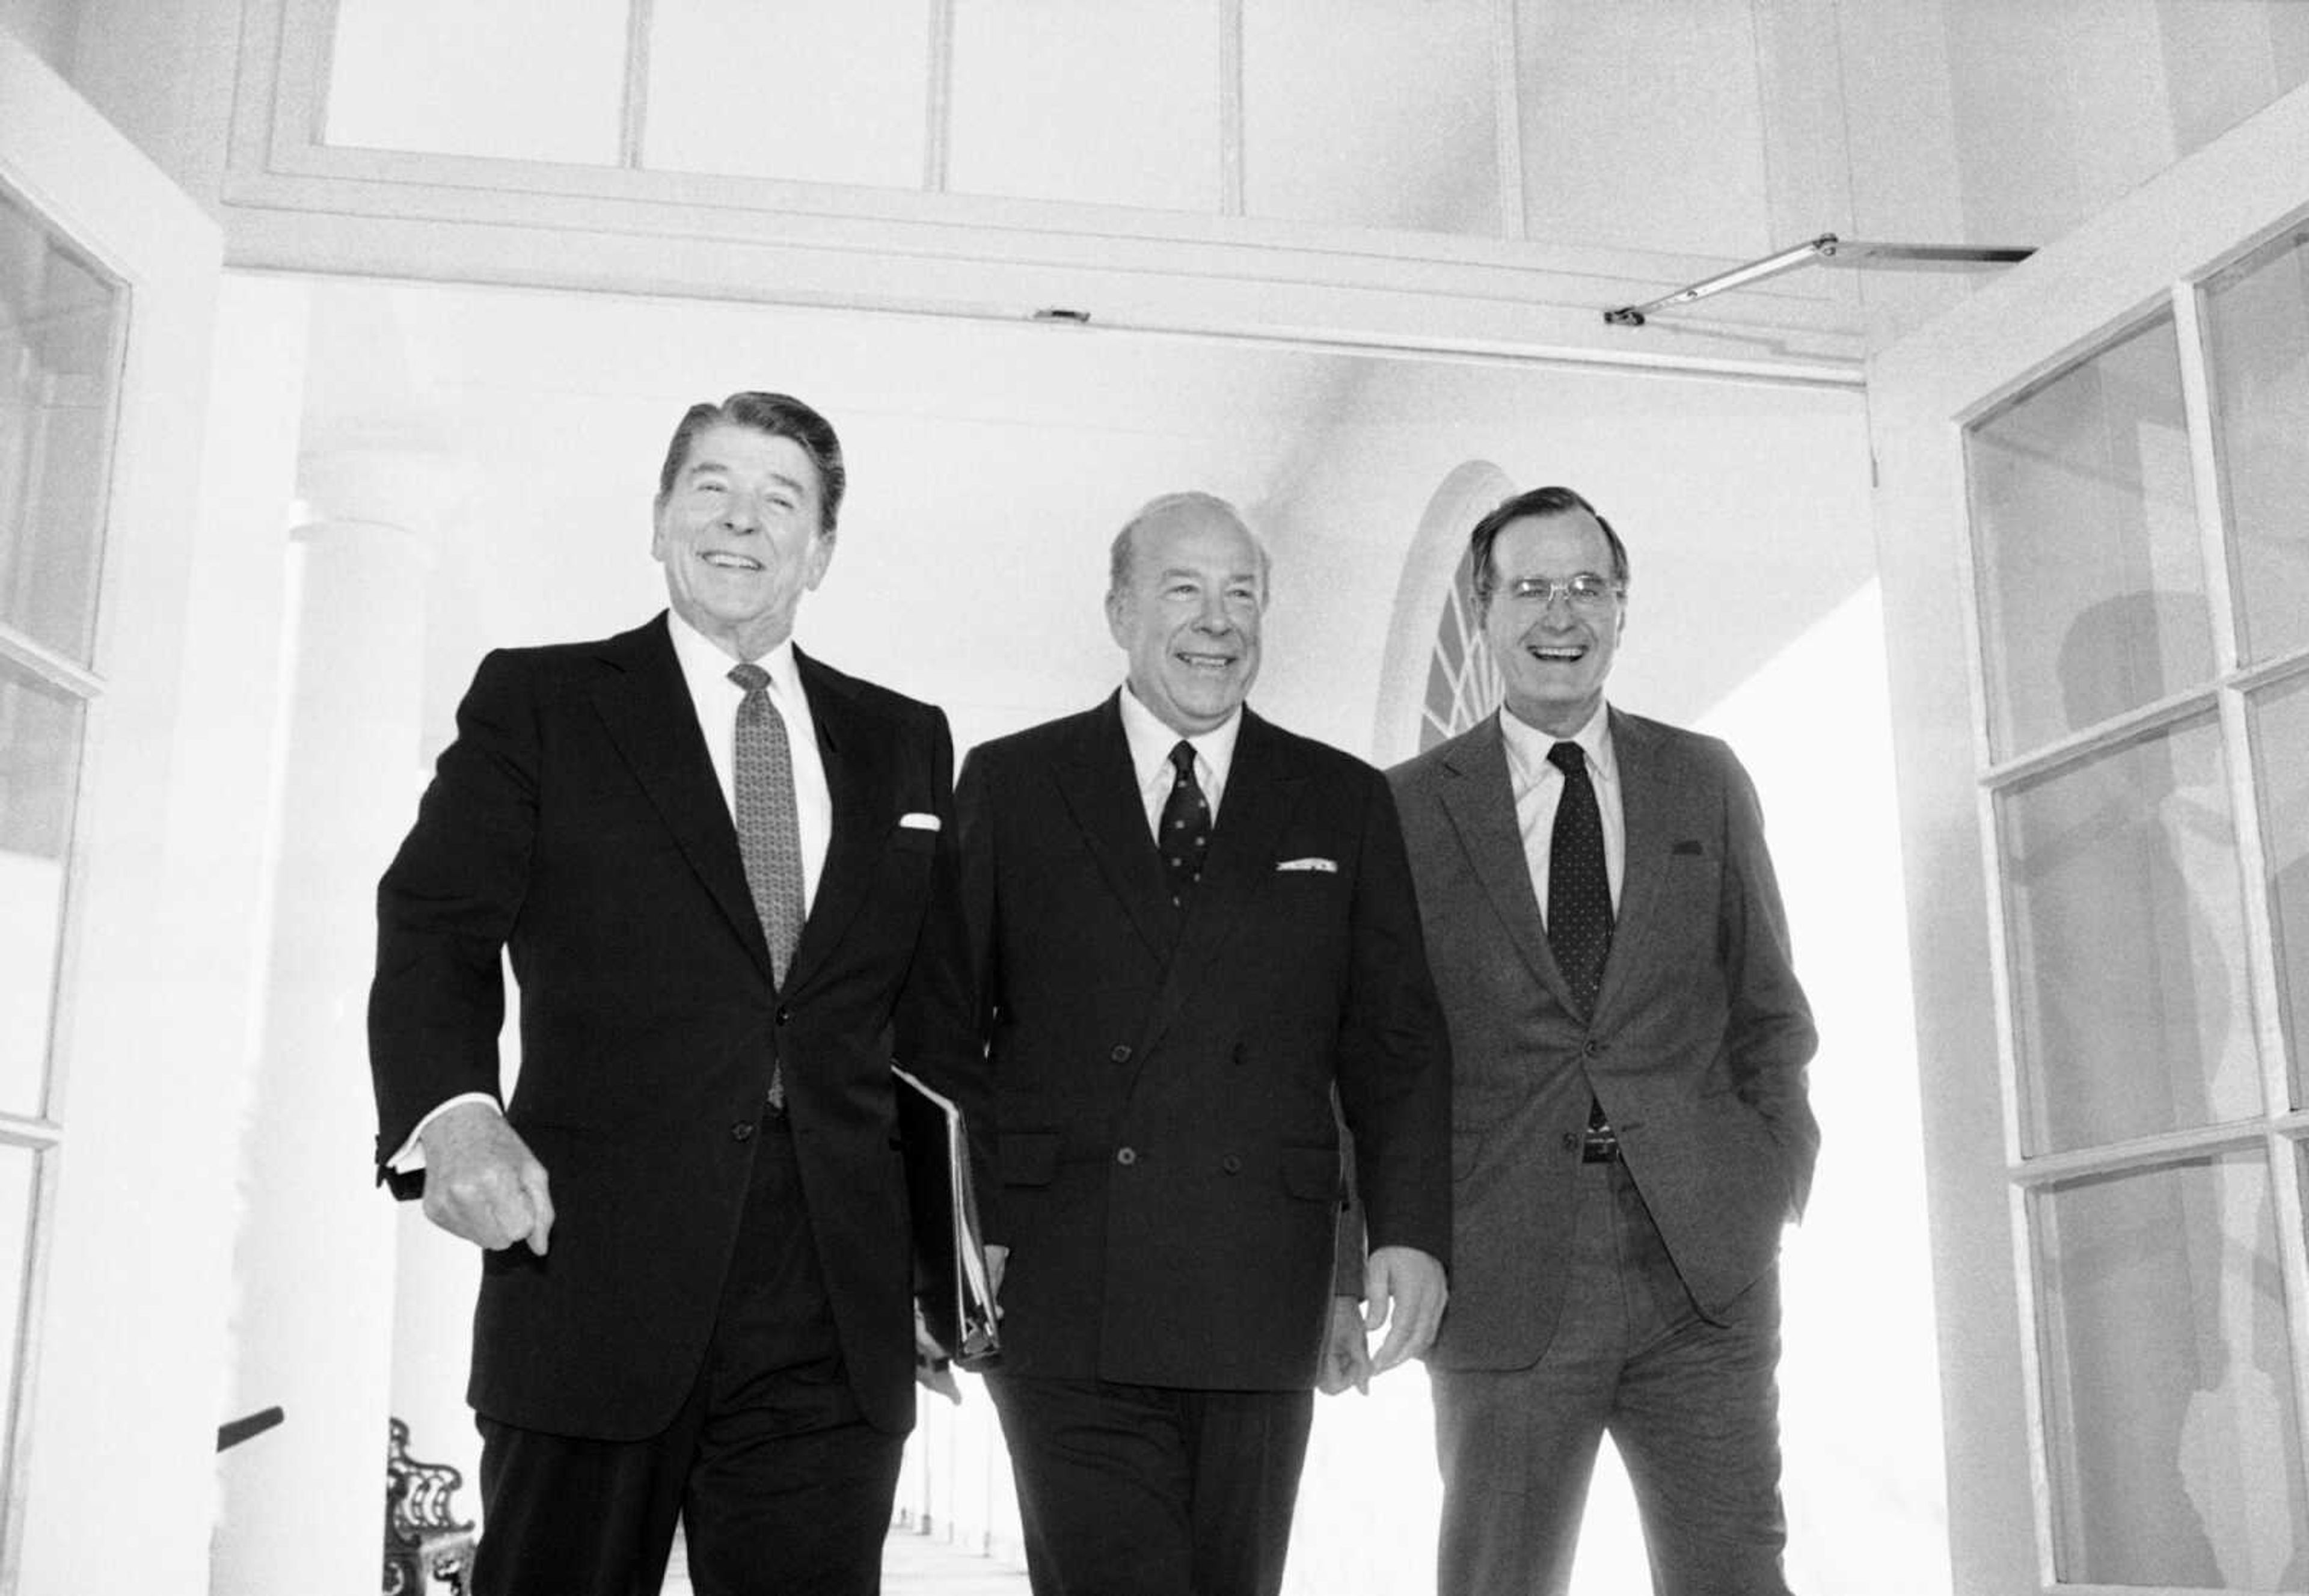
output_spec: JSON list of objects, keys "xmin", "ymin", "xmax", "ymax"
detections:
[
  {"xmin": 986, "ymin": 1372, "xmax": 1314, "ymax": 1596},
  {"xmin": 1431, "ymin": 1158, "xmax": 1790, "ymax": 1596},
  {"xmin": 471, "ymin": 1119, "xmax": 906, "ymax": 1596}
]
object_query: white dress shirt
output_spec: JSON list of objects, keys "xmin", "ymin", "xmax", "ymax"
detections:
[
  {"xmin": 664, "ymin": 607, "xmax": 832, "ymax": 914},
  {"xmin": 394, "ymin": 610, "xmax": 832, "ymax": 1166},
  {"xmin": 1118, "ymin": 683, "xmax": 1243, "ymax": 841},
  {"xmin": 1498, "ymin": 701, "xmax": 1624, "ymax": 927}
]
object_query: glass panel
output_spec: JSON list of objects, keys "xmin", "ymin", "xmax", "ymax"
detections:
[
  {"xmin": 325, "ymin": 0, "xmax": 627, "ymax": 165},
  {"xmin": 1242, "ymin": 0, "xmax": 1498, "ymax": 234},
  {"xmin": 1966, "ymin": 315, "xmax": 2208, "ymax": 760},
  {"xmin": 642, "ymin": 0, "xmax": 931, "ymax": 188},
  {"xmin": 0, "ymin": 663, "xmax": 83, "ymax": 1119},
  {"xmin": 2000, "ymin": 714, "xmax": 2261, "ymax": 1155},
  {"xmin": 0, "ymin": 184, "xmax": 123, "ymax": 666},
  {"xmin": 2204, "ymin": 225, "xmax": 2309, "ymax": 666},
  {"xmin": 1514, "ymin": 0, "xmax": 1770, "ymax": 258},
  {"xmin": 0, "ymin": 1143, "xmax": 35, "ymax": 1509},
  {"xmin": 948, "ymin": 0, "xmax": 1221, "ymax": 212},
  {"xmin": 2035, "ymin": 1153, "xmax": 2307, "ymax": 1589},
  {"xmin": 2255, "ymin": 668, "xmax": 2309, "ymax": 1103}
]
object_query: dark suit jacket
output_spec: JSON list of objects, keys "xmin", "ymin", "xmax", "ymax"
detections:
[
  {"xmin": 369, "ymin": 614, "xmax": 971, "ymax": 1440},
  {"xmin": 1390, "ymin": 708, "xmax": 1817, "ymax": 1370},
  {"xmin": 920, "ymin": 694, "xmax": 1451, "ymax": 1390}
]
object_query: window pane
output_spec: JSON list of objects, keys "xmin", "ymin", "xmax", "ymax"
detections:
[
  {"xmin": 643, "ymin": 0, "xmax": 930, "ymax": 188},
  {"xmin": 2255, "ymin": 668, "xmax": 2309, "ymax": 1104},
  {"xmin": 2204, "ymin": 225, "xmax": 2309, "ymax": 666},
  {"xmin": 2000, "ymin": 714, "xmax": 2261, "ymax": 1155},
  {"xmin": 948, "ymin": 0, "xmax": 1220, "ymax": 212},
  {"xmin": 1515, "ymin": 0, "xmax": 1770, "ymax": 257},
  {"xmin": 325, "ymin": 0, "xmax": 627, "ymax": 165},
  {"xmin": 0, "ymin": 663, "xmax": 82, "ymax": 1119},
  {"xmin": 0, "ymin": 183, "xmax": 123, "ymax": 666},
  {"xmin": 1967, "ymin": 315, "xmax": 2208, "ymax": 760},
  {"xmin": 2035, "ymin": 1153, "xmax": 2306, "ymax": 1589},
  {"xmin": 1242, "ymin": 0, "xmax": 1498, "ymax": 234},
  {"xmin": 0, "ymin": 1143, "xmax": 35, "ymax": 1509}
]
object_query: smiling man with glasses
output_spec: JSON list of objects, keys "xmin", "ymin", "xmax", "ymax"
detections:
[{"xmin": 1388, "ymin": 484, "xmax": 1819, "ymax": 1596}]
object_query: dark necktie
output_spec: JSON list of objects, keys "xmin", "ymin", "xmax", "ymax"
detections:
[
  {"xmin": 730, "ymin": 661, "xmax": 805, "ymax": 1109},
  {"xmin": 1159, "ymin": 740, "xmax": 1212, "ymax": 910},
  {"xmin": 1546, "ymin": 740, "xmax": 1613, "ymax": 1017}
]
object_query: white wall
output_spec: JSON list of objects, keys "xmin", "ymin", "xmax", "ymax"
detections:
[{"xmin": 1254, "ymin": 355, "xmax": 1877, "ymax": 754}]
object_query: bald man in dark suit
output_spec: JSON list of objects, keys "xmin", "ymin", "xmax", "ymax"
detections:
[{"xmin": 913, "ymin": 492, "xmax": 1453, "ymax": 1596}]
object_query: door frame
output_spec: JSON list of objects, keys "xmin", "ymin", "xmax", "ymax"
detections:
[
  {"xmin": 1867, "ymin": 75, "xmax": 2309, "ymax": 1595},
  {"xmin": 0, "ymin": 28, "xmax": 263, "ymax": 1596}
]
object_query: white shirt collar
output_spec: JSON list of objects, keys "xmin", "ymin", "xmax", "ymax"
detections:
[
  {"xmin": 1117, "ymin": 683, "xmax": 1244, "ymax": 812},
  {"xmin": 666, "ymin": 606, "xmax": 803, "ymax": 706},
  {"xmin": 1498, "ymin": 699, "xmax": 1616, "ymax": 793}
]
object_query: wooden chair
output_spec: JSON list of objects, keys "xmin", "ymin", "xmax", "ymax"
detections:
[{"xmin": 384, "ymin": 1417, "xmax": 476, "ymax": 1596}]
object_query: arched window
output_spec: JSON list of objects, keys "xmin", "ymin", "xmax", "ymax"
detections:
[{"xmin": 1372, "ymin": 461, "xmax": 1513, "ymax": 764}]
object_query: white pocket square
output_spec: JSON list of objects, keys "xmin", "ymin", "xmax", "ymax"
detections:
[
  {"xmin": 1275, "ymin": 856, "xmax": 1337, "ymax": 873},
  {"xmin": 898, "ymin": 812, "xmax": 942, "ymax": 831}
]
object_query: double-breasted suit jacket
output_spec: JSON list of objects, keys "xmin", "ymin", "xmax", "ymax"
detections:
[
  {"xmin": 936, "ymin": 695, "xmax": 1452, "ymax": 1390},
  {"xmin": 369, "ymin": 614, "xmax": 971, "ymax": 1440},
  {"xmin": 1390, "ymin": 708, "xmax": 1817, "ymax": 1370}
]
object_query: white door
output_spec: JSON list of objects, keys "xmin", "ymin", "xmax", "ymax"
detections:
[
  {"xmin": 1871, "ymin": 79, "xmax": 2309, "ymax": 1596},
  {"xmin": 0, "ymin": 30, "xmax": 231, "ymax": 1596}
]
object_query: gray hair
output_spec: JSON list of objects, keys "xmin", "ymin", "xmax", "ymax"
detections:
[{"xmin": 1106, "ymin": 491, "xmax": 1272, "ymax": 604}]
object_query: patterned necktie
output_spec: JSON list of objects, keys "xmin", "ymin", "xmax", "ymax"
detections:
[
  {"xmin": 1158, "ymin": 740, "xmax": 1212, "ymax": 910},
  {"xmin": 730, "ymin": 661, "xmax": 805, "ymax": 1108},
  {"xmin": 1546, "ymin": 740, "xmax": 1613, "ymax": 1016}
]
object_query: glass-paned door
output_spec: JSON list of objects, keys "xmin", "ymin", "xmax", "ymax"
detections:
[
  {"xmin": 1870, "ymin": 78, "xmax": 2309, "ymax": 1596},
  {"xmin": 0, "ymin": 178, "xmax": 123, "ymax": 1546},
  {"xmin": 1, "ymin": 27, "xmax": 224, "ymax": 1589}
]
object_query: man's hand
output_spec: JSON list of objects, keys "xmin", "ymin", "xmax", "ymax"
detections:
[
  {"xmin": 914, "ymin": 1304, "xmax": 962, "ymax": 1404},
  {"xmin": 1319, "ymin": 1296, "xmax": 1373, "ymax": 1395},
  {"xmin": 1362, "ymin": 1245, "xmax": 1447, "ymax": 1373},
  {"xmin": 417, "ymin": 1101, "xmax": 554, "ymax": 1255}
]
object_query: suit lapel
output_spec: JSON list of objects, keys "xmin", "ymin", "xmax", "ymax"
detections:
[
  {"xmin": 783, "ymin": 648, "xmax": 888, "ymax": 994},
  {"xmin": 1052, "ymin": 695, "xmax": 1179, "ymax": 966},
  {"xmin": 1135, "ymin": 709, "xmax": 1302, "ymax": 1063},
  {"xmin": 586, "ymin": 616, "xmax": 772, "ymax": 980},
  {"xmin": 1434, "ymin": 717, "xmax": 1580, "ymax": 1014},
  {"xmin": 1595, "ymin": 708, "xmax": 1669, "ymax": 1022}
]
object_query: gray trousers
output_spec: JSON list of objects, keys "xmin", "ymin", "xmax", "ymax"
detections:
[{"xmin": 1430, "ymin": 1157, "xmax": 1791, "ymax": 1596}]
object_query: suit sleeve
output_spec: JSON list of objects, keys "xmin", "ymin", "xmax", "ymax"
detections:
[
  {"xmin": 367, "ymin": 649, "xmax": 537, "ymax": 1189},
  {"xmin": 1331, "ymin": 770, "xmax": 1453, "ymax": 1268},
  {"xmin": 892, "ymin": 736, "xmax": 999, "ymax": 1228},
  {"xmin": 1719, "ymin": 748, "xmax": 1820, "ymax": 1218}
]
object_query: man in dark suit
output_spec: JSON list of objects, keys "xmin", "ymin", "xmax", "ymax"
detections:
[
  {"xmin": 369, "ymin": 391, "xmax": 973, "ymax": 1596},
  {"xmin": 921, "ymin": 491, "xmax": 1452, "ymax": 1596},
  {"xmin": 1390, "ymin": 486, "xmax": 1818, "ymax": 1596}
]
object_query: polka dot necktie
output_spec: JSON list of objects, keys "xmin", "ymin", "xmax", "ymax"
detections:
[
  {"xmin": 1159, "ymin": 739, "xmax": 1212, "ymax": 910},
  {"xmin": 730, "ymin": 661, "xmax": 805, "ymax": 1109},
  {"xmin": 1546, "ymin": 740, "xmax": 1613, "ymax": 1017}
]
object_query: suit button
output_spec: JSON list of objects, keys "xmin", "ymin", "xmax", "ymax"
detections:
[
  {"xmin": 732, "ymin": 1122, "xmax": 757, "ymax": 1142},
  {"xmin": 1222, "ymin": 1155, "xmax": 1242, "ymax": 1175},
  {"xmin": 1110, "ymin": 1044, "xmax": 1132, "ymax": 1063},
  {"xmin": 776, "ymin": 1005, "xmax": 793, "ymax": 1025},
  {"xmin": 1115, "ymin": 1147, "xmax": 1138, "ymax": 1167},
  {"xmin": 1582, "ymin": 1039, "xmax": 1601, "ymax": 1056},
  {"xmin": 1560, "ymin": 1132, "xmax": 1580, "ymax": 1152}
]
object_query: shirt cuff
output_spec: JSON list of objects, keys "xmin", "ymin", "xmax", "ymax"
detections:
[{"xmin": 387, "ymin": 1092, "xmax": 501, "ymax": 1172}]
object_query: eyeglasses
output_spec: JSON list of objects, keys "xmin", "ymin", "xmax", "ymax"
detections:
[{"xmin": 1495, "ymin": 572, "xmax": 1624, "ymax": 610}]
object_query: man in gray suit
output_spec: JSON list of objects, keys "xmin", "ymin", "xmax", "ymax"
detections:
[{"xmin": 1389, "ymin": 486, "xmax": 1818, "ymax": 1596}]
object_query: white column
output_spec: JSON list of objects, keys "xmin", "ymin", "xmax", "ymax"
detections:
[{"xmin": 210, "ymin": 449, "xmax": 442, "ymax": 1596}]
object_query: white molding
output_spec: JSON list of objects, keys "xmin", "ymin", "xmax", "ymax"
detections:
[{"xmin": 221, "ymin": 0, "xmax": 1871, "ymax": 374}]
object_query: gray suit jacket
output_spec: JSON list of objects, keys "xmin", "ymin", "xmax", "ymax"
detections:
[{"xmin": 1390, "ymin": 708, "xmax": 1817, "ymax": 1370}]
